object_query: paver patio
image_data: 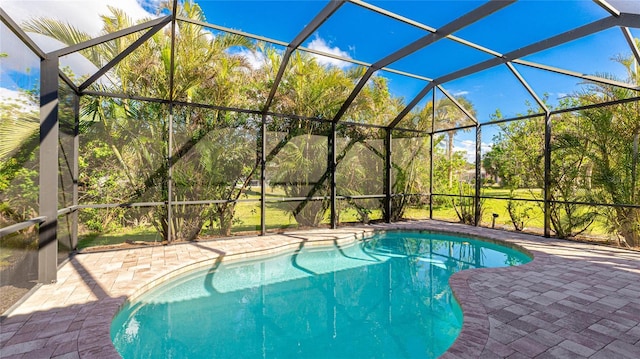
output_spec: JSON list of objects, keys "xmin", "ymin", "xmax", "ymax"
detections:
[{"xmin": 1, "ymin": 220, "xmax": 640, "ymax": 358}]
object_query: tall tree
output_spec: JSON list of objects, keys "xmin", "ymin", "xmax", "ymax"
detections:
[
  {"xmin": 434, "ymin": 97, "xmax": 475, "ymax": 188},
  {"xmin": 24, "ymin": 0, "xmax": 257, "ymax": 240},
  {"xmin": 574, "ymin": 61, "xmax": 639, "ymax": 245}
]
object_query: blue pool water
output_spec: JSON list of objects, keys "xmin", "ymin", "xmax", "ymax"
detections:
[{"xmin": 111, "ymin": 231, "xmax": 530, "ymax": 358}]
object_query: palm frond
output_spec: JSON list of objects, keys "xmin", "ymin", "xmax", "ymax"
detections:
[
  {"xmin": 0, "ymin": 113, "xmax": 39, "ymax": 161},
  {"xmin": 22, "ymin": 18, "xmax": 103, "ymax": 66}
]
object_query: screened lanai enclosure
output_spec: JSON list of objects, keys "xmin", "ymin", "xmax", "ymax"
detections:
[{"xmin": 1, "ymin": 0, "xmax": 640, "ymax": 311}]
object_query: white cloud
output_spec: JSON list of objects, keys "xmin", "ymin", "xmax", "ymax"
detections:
[
  {"xmin": 481, "ymin": 141, "xmax": 493, "ymax": 153},
  {"xmin": 1, "ymin": 30, "xmax": 100, "ymax": 88},
  {"xmin": 450, "ymin": 139, "xmax": 493, "ymax": 163},
  {"xmin": 452, "ymin": 90, "xmax": 469, "ymax": 96},
  {"xmin": 138, "ymin": 0, "xmax": 163, "ymax": 13},
  {"xmin": 0, "ymin": 25, "xmax": 40, "ymax": 74},
  {"xmin": 235, "ymin": 48, "xmax": 267, "ymax": 70},
  {"xmin": 0, "ymin": 87, "xmax": 37, "ymax": 110},
  {"xmin": 460, "ymin": 139, "xmax": 474, "ymax": 147},
  {"xmin": 453, "ymin": 140, "xmax": 473, "ymax": 163},
  {"xmin": 307, "ymin": 35, "xmax": 352, "ymax": 69},
  {"xmin": 1, "ymin": 1, "xmax": 155, "ymax": 90},
  {"xmin": 1, "ymin": 0, "xmax": 156, "ymax": 40},
  {"xmin": 33, "ymin": 33, "xmax": 100, "ymax": 77}
]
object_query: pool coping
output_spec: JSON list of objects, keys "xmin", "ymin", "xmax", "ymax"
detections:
[{"xmin": 2, "ymin": 220, "xmax": 640, "ymax": 358}]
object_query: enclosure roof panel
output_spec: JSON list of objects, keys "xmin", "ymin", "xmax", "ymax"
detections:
[
  {"xmin": 366, "ymin": 0, "xmax": 491, "ymax": 29},
  {"xmin": 304, "ymin": 1, "xmax": 429, "ymax": 64},
  {"xmin": 390, "ymin": 37, "xmax": 495, "ymax": 80},
  {"xmin": 606, "ymin": 0, "xmax": 640, "ymax": 15},
  {"xmin": 193, "ymin": 0, "xmax": 328, "ymax": 42},
  {"xmin": 1, "ymin": 0, "xmax": 639, "ymax": 132},
  {"xmin": 453, "ymin": 0, "xmax": 611, "ymax": 54}
]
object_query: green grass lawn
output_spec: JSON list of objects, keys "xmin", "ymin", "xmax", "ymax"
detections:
[
  {"xmin": 77, "ymin": 186, "xmax": 616, "ymax": 250},
  {"xmin": 430, "ymin": 187, "xmax": 611, "ymax": 236},
  {"xmin": 0, "ymin": 231, "xmax": 38, "ymax": 267},
  {"xmin": 77, "ymin": 227, "xmax": 162, "ymax": 249}
]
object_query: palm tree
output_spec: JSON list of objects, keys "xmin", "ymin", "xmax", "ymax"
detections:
[
  {"xmin": 266, "ymin": 51, "xmax": 365, "ymax": 226},
  {"xmin": 574, "ymin": 49, "xmax": 640, "ymax": 246},
  {"xmin": 0, "ymin": 88, "xmax": 39, "ymax": 226},
  {"xmin": 434, "ymin": 96, "xmax": 476, "ymax": 188},
  {"xmin": 22, "ymin": 0, "xmax": 258, "ymax": 240}
]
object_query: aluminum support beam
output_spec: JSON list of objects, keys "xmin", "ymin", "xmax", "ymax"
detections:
[
  {"xmin": 350, "ymin": 0, "xmax": 436, "ymax": 32},
  {"xmin": 448, "ymin": 35, "xmax": 502, "ymax": 58},
  {"xmin": 432, "ymin": 123, "xmax": 476, "ymax": 135},
  {"xmin": 593, "ymin": 0, "xmax": 621, "ymax": 17},
  {"xmin": 177, "ymin": 16, "xmax": 289, "ymax": 47},
  {"xmin": 437, "ymin": 84, "xmax": 478, "ymax": 124},
  {"xmin": 476, "ymin": 95, "xmax": 640, "ymax": 130},
  {"xmin": 292, "ymin": 1, "xmax": 346, "ymax": 49},
  {"xmin": 475, "ymin": 125, "xmax": 481, "ymax": 226},
  {"xmin": 429, "ymin": 90, "xmax": 435, "ymax": 218},
  {"xmin": 633, "ymin": 130, "xmax": 639, "ymax": 205},
  {"xmin": 552, "ymin": 95, "xmax": 640, "ymax": 114},
  {"xmin": 259, "ymin": 1, "xmax": 345, "ymax": 231},
  {"xmin": 300, "ymin": 46, "xmax": 433, "ymax": 82},
  {"xmin": 179, "ymin": 14, "xmax": 432, "ymax": 83},
  {"xmin": 388, "ymin": 82, "xmax": 436, "ymax": 129},
  {"xmin": 513, "ymin": 59, "xmax": 639, "ymax": 91},
  {"xmin": 480, "ymin": 112, "xmax": 546, "ymax": 127},
  {"xmin": 505, "ymin": 62, "xmax": 549, "ymax": 113},
  {"xmin": 81, "ymin": 90, "xmax": 168, "ymax": 104},
  {"xmin": 83, "ymin": 89, "xmax": 391, "ymax": 130},
  {"xmin": 543, "ymin": 113, "xmax": 552, "ymax": 238},
  {"xmin": 330, "ymin": 66, "xmax": 376, "ymax": 122},
  {"xmin": 509, "ymin": 13, "xmax": 640, "ymax": 58},
  {"xmin": 621, "ymin": 27, "xmax": 640, "ymax": 67},
  {"xmin": 436, "ymin": 16, "xmax": 629, "ymax": 87},
  {"xmin": 330, "ymin": 122, "xmax": 337, "ymax": 228},
  {"xmin": 53, "ymin": 15, "xmax": 172, "ymax": 57},
  {"xmin": 78, "ymin": 20, "xmax": 168, "ymax": 92},
  {"xmin": 350, "ymin": 0, "xmax": 503, "ymax": 58},
  {"xmin": 0, "ymin": 8, "xmax": 46, "ymax": 59},
  {"xmin": 373, "ymin": 0, "xmax": 515, "ymax": 69},
  {"xmin": 260, "ymin": 115, "xmax": 267, "ymax": 235},
  {"xmin": 0, "ymin": 217, "xmax": 47, "ymax": 238},
  {"xmin": 262, "ymin": 50, "xmax": 294, "ymax": 112},
  {"xmin": 429, "ymin": 132, "xmax": 434, "ymax": 219},
  {"xmin": 166, "ymin": 0, "xmax": 178, "ymax": 243},
  {"xmin": 169, "ymin": 0, "xmax": 178, "ymax": 103},
  {"xmin": 71, "ymin": 93, "xmax": 79, "ymax": 250},
  {"xmin": 39, "ymin": 56, "xmax": 59, "ymax": 283},
  {"xmin": 58, "ymin": 70, "xmax": 79, "ymax": 95},
  {"xmin": 262, "ymin": 0, "xmax": 345, "ymax": 113},
  {"xmin": 333, "ymin": 0, "xmax": 515, "ymax": 123},
  {"xmin": 396, "ymin": 13, "xmax": 640, "ymax": 127},
  {"xmin": 385, "ymin": 129, "xmax": 392, "ymax": 223}
]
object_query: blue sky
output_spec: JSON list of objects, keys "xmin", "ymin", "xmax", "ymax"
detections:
[
  {"xmin": 191, "ymin": 0, "xmax": 635, "ymax": 120},
  {"xmin": 2, "ymin": 0, "xmax": 639, "ymax": 160},
  {"xmin": 190, "ymin": 0, "xmax": 638, "ymax": 158}
]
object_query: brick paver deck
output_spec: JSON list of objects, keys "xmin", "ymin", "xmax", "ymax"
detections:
[{"xmin": 1, "ymin": 220, "xmax": 640, "ymax": 358}]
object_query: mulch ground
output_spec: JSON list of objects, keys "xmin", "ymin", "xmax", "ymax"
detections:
[{"xmin": 1, "ymin": 284, "xmax": 32, "ymax": 315}]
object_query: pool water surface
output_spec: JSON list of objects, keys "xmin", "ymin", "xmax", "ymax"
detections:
[{"xmin": 111, "ymin": 231, "xmax": 530, "ymax": 358}]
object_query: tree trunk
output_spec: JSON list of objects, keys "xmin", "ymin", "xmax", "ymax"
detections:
[
  {"xmin": 216, "ymin": 203, "xmax": 234, "ymax": 236},
  {"xmin": 618, "ymin": 207, "xmax": 639, "ymax": 247},
  {"xmin": 448, "ymin": 132, "xmax": 454, "ymax": 188},
  {"xmin": 294, "ymin": 201, "xmax": 326, "ymax": 227},
  {"xmin": 632, "ymin": 131, "xmax": 638, "ymax": 203},
  {"xmin": 584, "ymin": 162, "xmax": 592, "ymax": 190}
]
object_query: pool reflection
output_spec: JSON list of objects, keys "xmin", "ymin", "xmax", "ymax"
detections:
[{"xmin": 112, "ymin": 231, "xmax": 529, "ymax": 359}]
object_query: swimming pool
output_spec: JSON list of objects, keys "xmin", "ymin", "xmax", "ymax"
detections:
[{"xmin": 111, "ymin": 231, "xmax": 531, "ymax": 358}]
